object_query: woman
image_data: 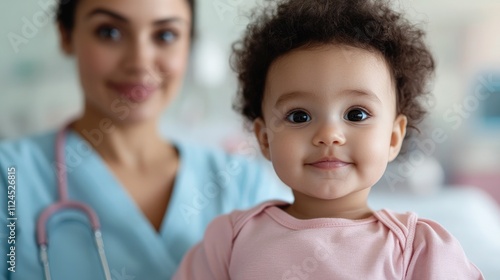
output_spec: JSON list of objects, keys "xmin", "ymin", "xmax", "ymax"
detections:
[{"xmin": 0, "ymin": 0, "xmax": 289, "ymax": 279}]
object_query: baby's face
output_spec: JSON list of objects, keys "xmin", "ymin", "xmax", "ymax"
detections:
[{"xmin": 254, "ymin": 44, "xmax": 407, "ymax": 205}]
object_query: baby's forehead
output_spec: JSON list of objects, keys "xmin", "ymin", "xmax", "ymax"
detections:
[
  {"xmin": 267, "ymin": 46, "xmax": 384, "ymax": 77},
  {"xmin": 264, "ymin": 44, "xmax": 397, "ymax": 102},
  {"xmin": 269, "ymin": 44, "xmax": 394, "ymax": 78}
]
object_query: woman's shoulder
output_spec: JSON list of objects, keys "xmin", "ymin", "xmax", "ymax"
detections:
[
  {"xmin": 174, "ymin": 140, "xmax": 266, "ymax": 173},
  {"xmin": 171, "ymin": 140, "xmax": 291, "ymax": 212},
  {"xmin": 0, "ymin": 130, "xmax": 57, "ymax": 166}
]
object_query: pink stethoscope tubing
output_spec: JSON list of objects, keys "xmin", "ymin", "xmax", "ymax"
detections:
[{"xmin": 35, "ymin": 128, "xmax": 112, "ymax": 280}]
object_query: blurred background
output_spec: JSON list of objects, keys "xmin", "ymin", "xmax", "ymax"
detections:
[
  {"xmin": 1, "ymin": 0, "xmax": 500, "ymax": 277},
  {"xmin": 1, "ymin": 0, "xmax": 499, "ymax": 202}
]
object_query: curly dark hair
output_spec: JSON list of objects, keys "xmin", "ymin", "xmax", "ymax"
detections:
[
  {"xmin": 232, "ymin": 0, "xmax": 435, "ymax": 132},
  {"xmin": 56, "ymin": 0, "xmax": 196, "ymax": 38}
]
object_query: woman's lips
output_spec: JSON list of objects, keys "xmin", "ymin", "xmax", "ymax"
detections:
[{"xmin": 108, "ymin": 83, "xmax": 158, "ymax": 102}]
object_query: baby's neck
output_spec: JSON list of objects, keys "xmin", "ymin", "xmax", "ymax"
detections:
[{"xmin": 284, "ymin": 189, "xmax": 373, "ymax": 220}]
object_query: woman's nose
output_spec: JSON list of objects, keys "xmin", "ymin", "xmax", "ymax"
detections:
[
  {"xmin": 123, "ymin": 37, "xmax": 156, "ymax": 76},
  {"xmin": 312, "ymin": 120, "xmax": 346, "ymax": 146}
]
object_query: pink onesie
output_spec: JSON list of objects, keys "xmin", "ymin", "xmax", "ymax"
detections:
[{"xmin": 174, "ymin": 200, "xmax": 483, "ymax": 279}]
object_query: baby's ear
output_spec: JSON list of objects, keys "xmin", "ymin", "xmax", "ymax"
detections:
[
  {"xmin": 388, "ymin": 114, "xmax": 407, "ymax": 161},
  {"xmin": 253, "ymin": 118, "xmax": 271, "ymax": 161},
  {"xmin": 58, "ymin": 23, "xmax": 73, "ymax": 55}
]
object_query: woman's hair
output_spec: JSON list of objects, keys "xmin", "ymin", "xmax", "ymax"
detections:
[
  {"xmin": 56, "ymin": 0, "xmax": 196, "ymax": 38},
  {"xmin": 232, "ymin": 0, "xmax": 435, "ymax": 132}
]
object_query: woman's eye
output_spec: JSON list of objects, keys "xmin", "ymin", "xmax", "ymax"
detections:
[
  {"xmin": 157, "ymin": 30, "xmax": 177, "ymax": 43},
  {"xmin": 96, "ymin": 26, "xmax": 121, "ymax": 41},
  {"xmin": 286, "ymin": 110, "xmax": 311, "ymax": 123},
  {"xmin": 344, "ymin": 108, "xmax": 369, "ymax": 122}
]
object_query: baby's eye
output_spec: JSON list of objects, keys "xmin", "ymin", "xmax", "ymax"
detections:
[
  {"xmin": 344, "ymin": 108, "xmax": 369, "ymax": 122},
  {"xmin": 156, "ymin": 30, "xmax": 178, "ymax": 43},
  {"xmin": 286, "ymin": 110, "xmax": 311, "ymax": 123},
  {"xmin": 96, "ymin": 26, "xmax": 121, "ymax": 41}
]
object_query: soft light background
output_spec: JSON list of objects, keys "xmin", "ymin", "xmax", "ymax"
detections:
[
  {"xmin": 1, "ymin": 0, "xmax": 500, "ymax": 276},
  {"xmin": 2, "ymin": 0, "xmax": 499, "ymax": 199}
]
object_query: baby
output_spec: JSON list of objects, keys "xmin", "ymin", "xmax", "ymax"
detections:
[{"xmin": 174, "ymin": 0, "xmax": 484, "ymax": 279}]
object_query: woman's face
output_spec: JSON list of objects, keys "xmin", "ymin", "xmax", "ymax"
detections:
[{"xmin": 61, "ymin": 0, "xmax": 191, "ymax": 123}]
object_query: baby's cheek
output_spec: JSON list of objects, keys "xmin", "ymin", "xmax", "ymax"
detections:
[
  {"xmin": 351, "ymin": 136, "xmax": 387, "ymax": 175},
  {"xmin": 270, "ymin": 143, "xmax": 297, "ymax": 178},
  {"xmin": 363, "ymin": 149, "xmax": 388, "ymax": 183}
]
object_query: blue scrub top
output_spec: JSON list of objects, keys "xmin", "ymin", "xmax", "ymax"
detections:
[{"xmin": 0, "ymin": 130, "xmax": 291, "ymax": 280}]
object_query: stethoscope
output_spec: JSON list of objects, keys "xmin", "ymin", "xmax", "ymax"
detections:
[{"xmin": 36, "ymin": 127, "xmax": 112, "ymax": 280}]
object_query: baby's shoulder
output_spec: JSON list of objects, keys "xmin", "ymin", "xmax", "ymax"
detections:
[
  {"xmin": 204, "ymin": 200, "xmax": 287, "ymax": 238},
  {"xmin": 376, "ymin": 210, "xmax": 485, "ymax": 279},
  {"xmin": 375, "ymin": 209, "xmax": 460, "ymax": 249}
]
